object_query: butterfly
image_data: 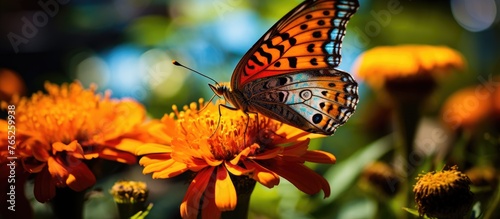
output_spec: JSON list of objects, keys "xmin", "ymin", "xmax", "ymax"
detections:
[{"xmin": 210, "ymin": 0, "xmax": 360, "ymax": 135}]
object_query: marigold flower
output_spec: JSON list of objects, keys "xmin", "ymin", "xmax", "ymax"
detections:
[
  {"xmin": 111, "ymin": 180, "xmax": 149, "ymax": 204},
  {"xmin": 413, "ymin": 166, "xmax": 474, "ymax": 219},
  {"xmin": 0, "ymin": 68, "xmax": 26, "ymax": 102},
  {"xmin": 0, "ymin": 81, "xmax": 147, "ymax": 202},
  {"xmin": 360, "ymin": 161, "xmax": 400, "ymax": 197},
  {"xmin": 353, "ymin": 45, "xmax": 465, "ymax": 104},
  {"xmin": 110, "ymin": 180, "xmax": 150, "ymax": 218},
  {"xmin": 136, "ymin": 100, "xmax": 336, "ymax": 219},
  {"xmin": 353, "ymin": 45, "xmax": 465, "ymax": 90},
  {"xmin": 465, "ymin": 165, "xmax": 498, "ymax": 188},
  {"xmin": 441, "ymin": 86, "xmax": 493, "ymax": 130}
]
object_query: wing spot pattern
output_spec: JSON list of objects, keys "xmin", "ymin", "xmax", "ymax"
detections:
[
  {"xmin": 319, "ymin": 102, "xmax": 334, "ymax": 114},
  {"xmin": 307, "ymin": 43, "xmax": 315, "ymax": 53},
  {"xmin": 312, "ymin": 31, "xmax": 322, "ymax": 38},
  {"xmin": 278, "ymin": 92, "xmax": 286, "ymax": 102},
  {"xmin": 278, "ymin": 77, "xmax": 288, "ymax": 86},
  {"xmin": 312, "ymin": 114, "xmax": 323, "ymax": 124},
  {"xmin": 322, "ymin": 119, "xmax": 332, "ymax": 131},
  {"xmin": 239, "ymin": 0, "xmax": 360, "ymax": 84},
  {"xmin": 300, "ymin": 90, "xmax": 312, "ymax": 100},
  {"xmin": 310, "ymin": 58, "xmax": 318, "ymax": 66},
  {"xmin": 287, "ymin": 57, "xmax": 298, "ymax": 68},
  {"xmin": 257, "ymin": 47, "xmax": 273, "ymax": 65},
  {"xmin": 233, "ymin": 0, "xmax": 360, "ymax": 135}
]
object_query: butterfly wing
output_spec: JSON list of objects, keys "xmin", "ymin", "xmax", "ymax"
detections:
[
  {"xmin": 231, "ymin": 0, "xmax": 359, "ymax": 89},
  {"xmin": 242, "ymin": 69, "xmax": 358, "ymax": 135}
]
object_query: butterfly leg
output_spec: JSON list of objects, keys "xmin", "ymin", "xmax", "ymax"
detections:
[
  {"xmin": 210, "ymin": 103, "xmax": 240, "ymax": 138},
  {"xmin": 255, "ymin": 116, "xmax": 286, "ymax": 147},
  {"xmin": 243, "ymin": 111, "xmax": 257, "ymax": 146},
  {"xmin": 199, "ymin": 94, "xmax": 218, "ymax": 113},
  {"xmin": 216, "ymin": 103, "xmax": 256, "ymax": 146}
]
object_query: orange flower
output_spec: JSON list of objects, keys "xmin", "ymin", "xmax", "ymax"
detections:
[
  {"xmin": 353, "ymin": 45, "xmax": 465, "ymax": 104},
  {"xmin": 413, "ymin": 166, "xmax": 474, "ymax": 219},
  {"xmin": 353, "ymin": 45, "xmax": 465, "ymax": 90},
  {"xmin": 0, "ymin": 68, "xmax": 26, "ymax": 102},
  {"xmin": 441, "ymin": 75, "xmax": 500, "ymax": 131},
  {"xmin": 136, "ymin": 100, "xmax": 336, "ymax": 219},
  {"xmin": 441, "ymin": 86, "xmax": 493, "ymax": 130},
  {"xmin": 0, "ymin": 81, "xmax": 147, "ymax": 202}
]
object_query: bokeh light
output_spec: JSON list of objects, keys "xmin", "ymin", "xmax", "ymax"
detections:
[
  {"xmin": 75, "ymin": 55, "xmax": 110, "ymax": 88},
  {"xmin": 105, "ymin": 45, "xmax": 144, "ymax": 99},
  {"xmin": 139, "ymin": 48, "xmax": 188, "ymax": 99},
  {"xmin": 451, "ymin": 0, "xmax": 497, "ymax": 32}
]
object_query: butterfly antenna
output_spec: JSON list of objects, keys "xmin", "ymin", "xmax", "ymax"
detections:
[{"xmin": 172, "ymin": 60, "xmax": 220, "ymax": 86}]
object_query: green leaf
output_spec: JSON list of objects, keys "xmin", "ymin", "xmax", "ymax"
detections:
[
  {"xmin": 130, "ymin": 203, "xmax": 153, "ymax": 219},
  {"xmin": 321, "ymin": 135, "xmax": 393, "ymax": 202},
  {"xmin": 402, "ymin": 207, "xmax": 422, "ymax": 217}
]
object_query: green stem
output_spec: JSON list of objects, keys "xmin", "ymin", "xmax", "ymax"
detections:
[
  {"xmin": 51, "ymin": 187, "xmax": 85, "ymax": 219},
  {"xmin": 483, "ymin": 179, "xmax": 500, "ymax": 219},
  {"xmin": 116, "ymin": 201, "xmax": 147, "ymax": 219},
  {"xmin": 221, "ymin": 177, "xmax": 256, "ymax": 219},
  {"xmin": 392, "ymin": 100, "xmax": 422, "ymax": 219}
]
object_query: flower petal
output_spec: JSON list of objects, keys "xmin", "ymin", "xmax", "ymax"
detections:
[
  {"xmin": 201, "ymin": 194, "xmax": 221, "ymax": 219},
  {"xmin": 47, "ymin": 156, "xmax": 68, "ymax": 186},
  {"xmin": 99, "ymin": 148, "xmax": 136, "ymax": 164},
  {"xmin": 139, "ymin": 154, "xmax": 171, "ymax": 166},
  {"xmin": 225, "ymin": 161, "xmax": 253, "ymax": 176},
  {"xmin": 136, "ymin": 143, "xmax": 173, "ymax": 155},
  {"xmin": 180, "ymin": 167, "xmax": 214, "ymax": 219},
  {"xmin": 263, "ymin": 160, "xmax": 331, "ymax": 198},
  {"xmin": 275, "ymin": 124, "xmax": 321, "ymax": 143},
  {"xmin": 31, "ymin": 144, "xmax": 50, "ymax": 163},
  {"xmin": 215, "ymin": 166, "xmax": 237, "ymax": 211},
  {"xmin": 282, "ymin": 139, "xmax": 310, "ymax": 156},
  {"xmin": 249, "ymin": 146, "xmax": 283, "ymax": 160},
  {"xmin": 151, "ymin": 161, "xmax": 189, "ymax": 179},
  {"xmin": 52, "ymin": 141, "xmax": 83, "ymax": 154},
  {"xmin": 142, "ymin": 158, "xmax": 175, "ymax": 174},
  {"xmin": 303, "ymin": 150, "xmax": 336, "ymax": 164},
  {"xmin": 230, "ymin": 144, "xmax": 259, "ymax": 165},
  {"xmin": 65, "ymin": 161, "xmax": 96, "ymax": 192},
  {"xmin": 22, "ymin": 158, "xmax": 45, "ymax": 173},
  {"xmin": 243, "ymin": 160, "xmax": 280, "ymax": 188},
  {"xmin": 33, "ymin": 167, "xmax": 56, "ymax": 202},
  {"xmin": 110, "ymin": 138, "xmax": 144, "ymax": 155}
]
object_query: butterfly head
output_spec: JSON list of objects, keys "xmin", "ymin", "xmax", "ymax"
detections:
[
  {"xmin": 208, "ymin": 83, "xmax": 227, "ymax": 97},
  {"xmin": 209, "ymin": 82, "xmax": 248, "ymax": 111}
]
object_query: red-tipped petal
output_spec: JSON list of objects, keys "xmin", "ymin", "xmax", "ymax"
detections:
[
  {"xmin": 180, "ymin": 167, "xmax": 214, "ymax": 219},
  {"xmin": 34, "ymin": 167, "xmax": 56, "ymax": 202}
]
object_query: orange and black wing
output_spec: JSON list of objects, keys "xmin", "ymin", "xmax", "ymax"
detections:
[{"xmin": 231, "ymin": 0, "xmax": 359, "ymax": 88}]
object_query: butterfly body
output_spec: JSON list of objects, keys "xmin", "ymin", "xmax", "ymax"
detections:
[{"xmin": 212, "ymin": 0, "xmax": 360, "ymax": 135}]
